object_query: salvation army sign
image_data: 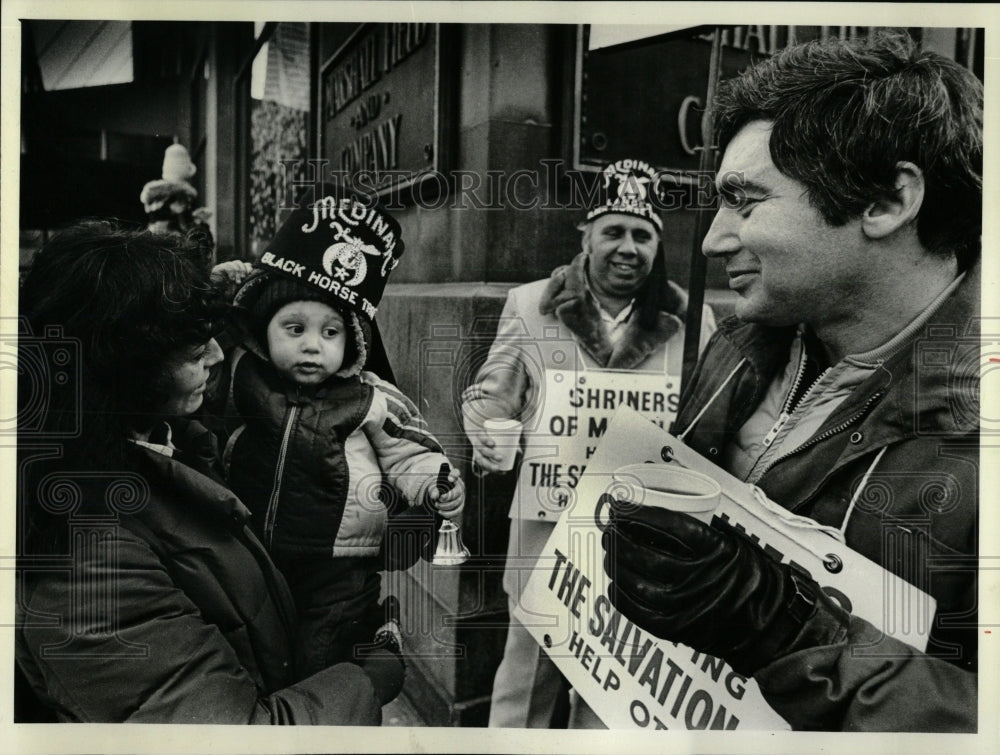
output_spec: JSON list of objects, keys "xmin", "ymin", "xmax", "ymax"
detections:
[{"xmin": 511, "ymin": 406, "xmax": 935, "ymax": 730}]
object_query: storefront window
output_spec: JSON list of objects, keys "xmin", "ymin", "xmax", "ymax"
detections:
[
  {"xmin": 576, "ymin": 25, "xmax": 982, "ymax": 176},
  {"xmin": 246, "ymin": 22, "xmax": 311, "ymax": 258}
]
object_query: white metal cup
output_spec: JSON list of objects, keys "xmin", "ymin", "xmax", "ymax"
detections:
[
  {"xmin": 611, "ymin": 463, "xmax": 722, "ymax": 524},
  {"xmin": 481, "ymin": 418, "xmax": 523, "ymax": 472}
]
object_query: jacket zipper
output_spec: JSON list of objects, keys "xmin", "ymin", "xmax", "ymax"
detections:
[
  {"xmin": 762, "ymin": 368, "xmax": 831, "ymax": 448},
  {"xmin": 263, "ymin": 405, "xmax": 299, "ymax": 548},
  {"xmin": 761, "ymin": 342, "xmax": 808, "ymax": 448},
  {"xmin": 755, "ymin": 390, "xmax": 885, "ymax": 481}
]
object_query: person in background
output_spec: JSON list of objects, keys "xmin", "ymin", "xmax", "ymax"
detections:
[
  {"xmin": 603, "ymin": 31, "xmax": 980, "ymax": 731},
  {"xmin": 462, "ymin": 158, "xmax": 716, "ymax": 728},
  {"xmin": 141, "ymin": 142, "xmax": 215, "ymax": 270},
  {"xmin": 16, "ymin": 221, "xmax": 391, "ymax": 724}
]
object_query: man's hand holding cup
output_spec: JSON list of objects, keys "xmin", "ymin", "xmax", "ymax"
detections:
[{"xmin": 467, "ymin": 417, "xmax": 523, "ymax": 475}]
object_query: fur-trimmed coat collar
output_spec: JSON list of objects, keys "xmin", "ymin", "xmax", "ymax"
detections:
[{"xmin": 538, "ymin": 252, "xmax": 687, "ymax": 370}]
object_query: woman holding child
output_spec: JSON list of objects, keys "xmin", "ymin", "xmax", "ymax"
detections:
[{"xmin": 14, "ymin": 213, "xmax": 436, "ymax": 724}]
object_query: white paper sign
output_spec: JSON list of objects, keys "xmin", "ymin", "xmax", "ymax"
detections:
[
  {"xmin": 515, "ymin": 368, "xmax": 680, "ymax": 521},
  {"xmin": 512, "ymin": 406, "xmax": 935, "ymax": 730}
]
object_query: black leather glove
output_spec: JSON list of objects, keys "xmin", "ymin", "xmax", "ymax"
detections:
[{"xmin": 603, "ymin": 499, "xmax": 850, "ymax": 676}]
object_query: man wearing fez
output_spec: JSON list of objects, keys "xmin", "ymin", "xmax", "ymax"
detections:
[
  {"xmin": 463, "ymin": 158, "xmax": 717, "ymax": 727},
  {"xmin": 603, "ymin": 32, "xmax": 981, "ymax": 731}
]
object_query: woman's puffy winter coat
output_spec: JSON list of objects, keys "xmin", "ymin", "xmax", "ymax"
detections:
[{"xmin": 15, "ymin": 442, "xmax": 384, "ymax": 723}]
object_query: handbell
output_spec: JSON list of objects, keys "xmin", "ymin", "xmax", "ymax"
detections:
[
  {"xmin": 430, "ymin": 462, "xmax": 469, "ymax": 566},
  {"xmin": 432, "ymin": 520, "xmax": 470, "ymax": 566}
]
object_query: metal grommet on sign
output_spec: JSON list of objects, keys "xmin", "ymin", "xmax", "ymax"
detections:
[
  {"xmin": 537, "ymin": 511, "xmax": 547, "ymax": 519},
  {"xmin": 823, "ymin": 553, "xmax": 844, "ymax": 573},
  {"xmin": 543, "ymin": 634, "xmax": 553, "ymax": 648},
  {"xmin": 660, "ymin": 445, "xmax": 674, "ymax": 462},
  {"xmin": 708, "ymin": 447, "xmax": 719, "ymax": 456},
  {"xmin": 849, "ymin": 431, "xmax": 863, "ymax": 444}
]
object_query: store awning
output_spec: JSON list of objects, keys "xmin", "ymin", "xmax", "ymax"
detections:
[
  {"xmin": 588, "ymin": 25, "xmax": 697, "ymax": 51},
  {"xmin": 28, "ymin": 20, "xmax": 133, "ymax": 91}
]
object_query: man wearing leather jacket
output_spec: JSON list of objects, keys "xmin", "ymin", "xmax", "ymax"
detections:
[{"xmin": 602, "ymin": 31, "xmax": 982, "ymax": 732}]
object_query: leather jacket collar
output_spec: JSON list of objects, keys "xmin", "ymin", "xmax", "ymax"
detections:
[{"xmin": 712, "ymin": 261, "xmax": 980, "ymax": 441}]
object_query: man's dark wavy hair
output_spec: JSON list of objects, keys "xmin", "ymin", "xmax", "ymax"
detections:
[
  {"xmin": 713, "ymin": 31, "xmax": 982, "ymax": 270},
  {"xmin": 18, "ymin": 220, "xmax": 227, "ymax": 553}
]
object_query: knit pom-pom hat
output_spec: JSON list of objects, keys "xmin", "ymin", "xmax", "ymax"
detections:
[{"xmin": 140, "ymin": 144, "xmax": 199, "ymax": 214}]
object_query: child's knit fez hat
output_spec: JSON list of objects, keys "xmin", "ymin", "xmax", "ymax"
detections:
[
  {"xmin": 255, "ymin": 182, "xmax": 404, "ymax": 322},
  {"xmin": 233, "ymin": 184, "xmax": 405, "ymax": 374}
]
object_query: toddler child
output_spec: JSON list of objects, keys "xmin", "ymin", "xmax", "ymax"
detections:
[{"xmin": 224, "ymin": 187, "xmax": 464, "ymax": 702}]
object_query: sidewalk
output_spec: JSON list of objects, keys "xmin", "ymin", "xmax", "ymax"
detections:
[{"xmin": 382, "ymin": 693, "xmax": 427, "ymax": 727}]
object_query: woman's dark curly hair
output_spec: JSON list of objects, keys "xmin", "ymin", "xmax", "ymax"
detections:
[{"xmin": 18, "ymin": 220, "xmax": 227, "ymax": 553}]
